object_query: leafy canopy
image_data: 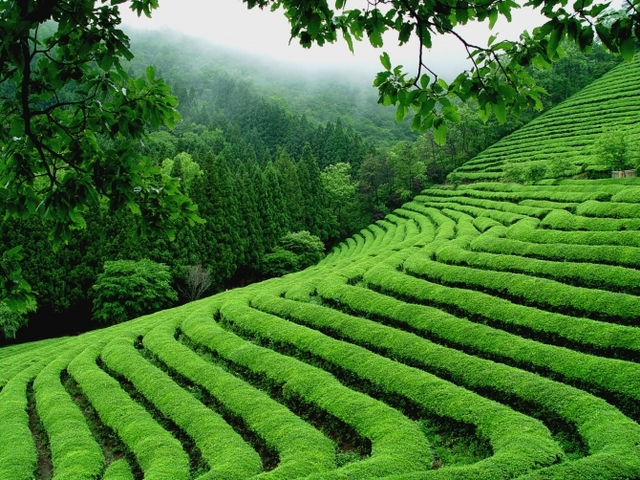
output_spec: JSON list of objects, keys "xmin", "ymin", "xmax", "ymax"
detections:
[
  {"xmin": 246, "ymin": 0, "xmax": 639, "ymax": 142},
  {"xmin": 0, "ymin": 1, "xmax": 203, "ymax": 311},
  {"xmin": 92, "ymin": 259, "xmax": 178, "ymax": 324}
]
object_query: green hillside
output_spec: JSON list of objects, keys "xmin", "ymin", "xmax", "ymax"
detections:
[
  {"xmin": 1, "ymin": 175, "xmax": 640, "ymax": 479},
  {"xmin": 3, "ymin": 45, "xmax": 640, "ymax": 480},
  {"xmin": 452, "ymin": 58, "xmax": 640, "ymax": 181}
]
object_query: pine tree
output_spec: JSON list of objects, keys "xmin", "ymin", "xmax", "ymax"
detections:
[
  {"xmin": 275, "ymin": 148, "xmax": 305, "ymax": 232},
  {"xmin": 190, "ymin": 151, "xmax": 241, "ymax": 288},
  {"xmin": 262, "ymin": 161, "xmax": 291, "ymax": 247},
  {"xmin": 298, "ymin": 144, "xmax": 332, "ymax": 241}
]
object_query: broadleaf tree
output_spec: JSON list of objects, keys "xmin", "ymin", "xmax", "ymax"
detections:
[
  {"xmin": 0, "ymin": 0, "xmax": 204, "ymax": 313},
  {"xmin": 244, "ymin": 0, "xmax": 638, "ymax": 139}
]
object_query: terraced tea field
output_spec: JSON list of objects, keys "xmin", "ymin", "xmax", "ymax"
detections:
[
  {"xmin": 453, "ymin": 58, "xmax": 640, "ymax": 181},
  {"xmin": 2, "ymin": 179, "xmax": 640, "ymax": 480}
]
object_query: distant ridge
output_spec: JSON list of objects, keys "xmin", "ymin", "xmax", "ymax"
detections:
[{"xmin": 452, "ymin": 58, "xmax": 640, "ymax": 181}]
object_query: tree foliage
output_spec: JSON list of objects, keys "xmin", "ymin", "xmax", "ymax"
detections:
[
  {"xmin": 261, "ymin": 231, "xmax": 325, "ymax": 277},
  {"xmin": 0, "ymin": 301, "xmax": 31, "ymax": 339},
  {"xmin": 248, "ymin": 0, "xmax": 639, "ymax": 140},
  {"xmin": 596, "ymin": 130, "xmax": 636, "ymax": 171},
  {"xmin": 0, "ymin": 1, "xmax": 203, "ymax": 311},
  {"xmin": 92, "ymin": 259, "xmax": 178, "ymax": 324}
]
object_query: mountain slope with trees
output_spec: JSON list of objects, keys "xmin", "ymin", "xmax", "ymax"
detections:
[{"xmin": 1, "ymin": 176, "xmax": 639, "ymax": 479}]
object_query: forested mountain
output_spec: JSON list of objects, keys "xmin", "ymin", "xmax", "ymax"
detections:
[
  {"xmin": 0, "ymin": 27, "xmax": 622, "ymax": 345},
  {"xmin": 126, "ymin": 30, "xmax": 419, "ymax": 150}
]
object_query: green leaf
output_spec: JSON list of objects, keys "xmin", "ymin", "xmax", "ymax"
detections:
[
  {"xmin": 369, "ymin": 28, "xmax": 383, "ymax": 47},
  {"xmin": 127, "ymin": 200, "xmax": 142, "ymax": 215},
  {"xmin": 10, "ymin": 118, "xmax": 23, "ymax": 137},
  {"xmin": 578, "ymin": 26, "xmax": 594, "ymax": 50},
  {"xmin": 532, "ymin": 55, "xmax": 551, "ymax": 69},
  {"xmin": 145, "ymin": 65, "xmax": 155, "ymax": 83},
  {"xmin": 443, "ymin": 106, "xmax": 459, "ymax": 122},
  {"xmin": 547, "ymin": 23, "xmax": 564, "ymax": 57},
  {"xmin": 380, "ymin": 52, "xmax": 391, "ymax": 70},
  {"xmin": 595, "ymin": 24, "xmax": 615, "ymax": 51},
  {"xmin": 572, "ymin": 0, "xmax": 593, "ymax": 11},
  {"xmin": 494, "ymin": 98, "xmax": 507, "ymax": 123},
  {"xmin": 308, "ymin": 13, "xmax": 322, "ymax": 39},
  {"xmin": 488, "ymin": 9, "xmax": 499, "ymax": 29},
  {"xmin": 620, "ymin": 36, "xmax": 635, "ymax": 61},
  {"xmin": 395, "ymin": 104, "xmax": 408, "ymax": 123},
  {"xmin": 497, "ymin": 2, "xmax": 513, "ymax": 21},
  {"xmin": 434, "ymin": 120, "xmax": 448, "ymax": 145}
]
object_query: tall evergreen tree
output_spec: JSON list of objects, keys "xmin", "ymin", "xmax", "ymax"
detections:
[
  {"xmin": 233, "ymin": 162, "xmax": 265, "ymax": 282},
  {"xmin": 262, "ymin": 161, "xmax": 291, "ymax": 245},
  {"xmin": 298, "ymin": 144, "xmax": 332, "ymax": 241},
  {"xmin": 190, "ymin": 151, "xmax": 241, "ymax": 288},
  {"xmin": 275, "ymin": 148, "xmax": 305, "ymax": 232}
]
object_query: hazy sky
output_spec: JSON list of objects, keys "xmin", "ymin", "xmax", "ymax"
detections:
[{"xmin": 120, "ymin": 0, "xmax": 546, "ymax": 79}]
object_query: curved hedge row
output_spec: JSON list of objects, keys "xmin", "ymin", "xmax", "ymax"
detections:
[
  {"xmin": 101, "ymin": 335, "xmax": 262, "ymax": 480},
  {"xmin": 68, "ymin": 339, "xmax": 191, "ymax": 480},
  {"xmin": 435, "ymin": 243, "xmax": 640, "ymax": 295},
  {"xmin": 405, "ymin": 250, "xmax": 640, "ymax": 325},
  {"xmin": 227, "ymin": 294, "xmax": 562, "ymax": 480},
  {"xmin": 470, "ymin": 233, "xmax": 640, "ymax": 269},
  {"xmin": 251, "ymin": 292, "xmax": 640, "ymax": 480},
  {"xmin": 182, "ymin": 296, "xmax": 433, "ymax": 479},
  {"xmin": 144, "ymin": 312, "xmax": 337, "ymax": 480}
]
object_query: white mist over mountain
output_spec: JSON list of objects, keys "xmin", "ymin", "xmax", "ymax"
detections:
[{"xmin": 120, "ymin": 0, "xmax": 545, "ymax": 82}]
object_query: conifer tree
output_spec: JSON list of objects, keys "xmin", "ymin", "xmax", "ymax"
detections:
[
  {"xmin": 275, "ymin": 148, "xmax": 305, "ymax": 232},
  {"xmin": 233, "ymin": 162, "xmax": 265, "ymax": 271},
  {"xmin": 248, "ymin": 158, "xmax": 277, "ymax": 251},
  {"xmin": 190, "ymin": 151, "xmax": 240, "ymax": 288},
  {"xmin": 262, "ymin": 161, "xmax": 291, "ymax": 247},
  {"xmin": 298, "ymin": 144, "xmax": 332, "ymax": 241}
]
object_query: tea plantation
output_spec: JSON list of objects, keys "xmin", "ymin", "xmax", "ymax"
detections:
[
  {"xmin": 3, "ymin": 61, "xmax": 640, "ymax": 479},
  {"xmin": 453, "ymin": 58, "xmax": 640, "ymax": 181},
  {"xmin": 1, "ymin": 175, "xmax": 640, "ymax": 479}
]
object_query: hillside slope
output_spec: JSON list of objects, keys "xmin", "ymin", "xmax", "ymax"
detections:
[
  {"xmin": 452, "ymin": 58, "xmax": 640, "ymax": 181},
  {"xmin": 1, "ymin": 177, "xmax": 640, "ymax": 479}
]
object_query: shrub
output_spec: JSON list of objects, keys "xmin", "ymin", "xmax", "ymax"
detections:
[
  {"xmin": 261, "ymin": 247, "xmax": 301, "ymax": 278},
  {"xmin": 0, "ymin": 302, "xmax": 30, "ymax": 339},
  {"xmin": 501, "ymin": 163, "xmax": 528, "ymax": 183},
  {"xmin": 596, "ymin": 131, "xmax": 635, "ymax": 171},
  {"xmin": 91, "ymin": 259, "xmax": 178, "ymax": 324},
  {"xmin": 261, "ymin": 231, "xmax": 325, "ymax": 277},
  {"xmin": 545, "ymin": 157, "xmax": 576, "ymax": 179}
]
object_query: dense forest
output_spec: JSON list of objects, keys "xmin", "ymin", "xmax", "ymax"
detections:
[{"xmin": 0, "ymin": 28, "xmax": 622, "ymax": 345}]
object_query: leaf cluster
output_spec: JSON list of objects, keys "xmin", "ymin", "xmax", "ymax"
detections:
[
  {"xmin": 91, "ymin": 259, "xmax": 178, "ymax": 324},
  {"xmin": 250, "ymin": 0, "xmax": 640, "ymax": 144},
  {"xmin": 0, "ymin": 1, "xmax": 203, "ymax": 311}
]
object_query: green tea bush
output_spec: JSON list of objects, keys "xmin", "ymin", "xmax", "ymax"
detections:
[
  {"xmin": 183, "ymin": 299, "xmax": 432, "ymax": 479},
  {"xmin": 0, "ymin": 368, "xmax": 39, "ymax": 480},
  {"xmin": 145, "ymin": 316, "xmax": 338, "ymax": 480},
  {"xmin": 576, "ymin": 199, "xmax": 640, "ymax": 218},
  {"xmin": 101, "ymin": 336, "xmax": 262, "ymax": 480},
  {"xmin": 33, "ymin": 344, "xmax": 104, "ymax": 479},
  {"xmin": 222, "ymin": 298, "xmax": 560, "ymax": 480},
  {"xmin": 435, "ymin": 243, "xmax": 640, "ymax": 294},
  {"xmin": 405, "ymin": 251, "xmax": 640, "ymax": 324},
  {"xmin": 471, "ymin": 234, "xmax": 640, "ymax": 269},
  {"xmin": 362, "ymin": 262, "xmax": 640, "ymax": 357},
  {"xmin": 68, "ymin": 340, "xmax": 191, "ymax": 480},
  {"xmin": 253, "ymin": 292, "xmax": 640, "ymax": 480}
]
